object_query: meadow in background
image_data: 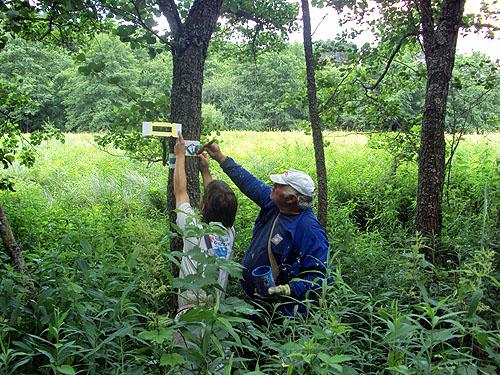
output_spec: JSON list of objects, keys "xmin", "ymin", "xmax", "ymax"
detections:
[{"xmin": 0, "ymin": 131, "xmax": 499, "ymax": 374}]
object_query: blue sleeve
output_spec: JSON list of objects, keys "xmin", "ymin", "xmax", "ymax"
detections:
[
  {"xmin": 220, "ymin": 157, "xmax": 272, "ymax": 208},
  {"xmin": 288, "ymin": 222, "xmax": 331, "ymax": 299}
]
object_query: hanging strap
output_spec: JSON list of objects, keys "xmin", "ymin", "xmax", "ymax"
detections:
[{"xmin": 268, "ymin": 213, "xmax": 280, "ymax": 279}]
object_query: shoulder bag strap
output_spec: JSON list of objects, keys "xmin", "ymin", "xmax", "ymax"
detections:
[{"xmin": 268, "ymin": 213, "xmax": 280, "ymax": 279}]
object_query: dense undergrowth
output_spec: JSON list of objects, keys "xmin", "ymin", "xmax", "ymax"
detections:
[{"xmin": 0, "ymin": 131, "xmax": 499, "ymax": 374}]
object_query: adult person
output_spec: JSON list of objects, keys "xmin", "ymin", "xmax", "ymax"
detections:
[
  {"xmin": 202, "ymin": 141, "xmax": 330, "ymax": 316},
  {"xmin": 173, "ymin": 132, "xmax": 238, "ymax": 318}
]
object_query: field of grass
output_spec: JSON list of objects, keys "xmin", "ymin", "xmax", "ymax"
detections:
[{"xmin": 0, "ymin": 131, "xmax": 499, "ymax": 374}]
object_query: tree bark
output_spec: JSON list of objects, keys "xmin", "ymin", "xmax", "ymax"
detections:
[
  {"xmin": 415, "ymin": 0, "xmax": 465, "ymax": 261},
  {"xmin": 0, "ymin": 202, "xmax": 36, "ymax": 293},
  {"xmin": 301, "ymin": 0, "xmax": 328, "ymax": 228},
  {"xmin": 159, "ymin": 0, "xmax": 224, "ymax": 312},
  {"xmin": 161, "ymin": 0, "xmax": 224, "ymax": 217}
]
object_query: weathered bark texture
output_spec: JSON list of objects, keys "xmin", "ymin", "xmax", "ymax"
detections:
[
  {"xmin": 158, "ymin": 0, "xmax": 224, "ymax": 311},
  {"xmin": 301, "ymin": 0, "xmax": 328, "ymax": 228},
  {"xmin": 415, "ymin": 0, "xmax": 465, "ymax": 261},
  {"xmin": 160, "ymin": 0, "xmax": 224, "ymax": 215},
  {"xmin": 0, "ymin": 202, "xmax": 36, "ymax": 293}
]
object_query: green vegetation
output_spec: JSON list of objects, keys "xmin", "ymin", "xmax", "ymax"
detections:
[
  {"xmin": 1, "ymin": 131, "xmax": 499, "ymax": 374},
  {"xmin": 1, "ymin": 36, "xmax": 498, "ymax": 136},
  {"xmin": 1, "ymin": 1, "xmax": 499, "ymax": 372}
]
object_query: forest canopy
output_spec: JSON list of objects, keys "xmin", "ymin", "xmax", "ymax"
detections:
[{"xmin": 0, "ymin": 34, "xmax": 498, "ymax": 135}]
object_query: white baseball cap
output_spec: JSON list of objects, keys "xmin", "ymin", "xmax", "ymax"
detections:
[{"xmin": 270, "ymin": 169, "xmax": 315, "ymax": 197}]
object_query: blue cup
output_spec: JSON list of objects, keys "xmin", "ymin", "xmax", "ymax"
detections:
[{"xmin": 252, "ymin": 265, "xmax": 275, "ymax": 295}]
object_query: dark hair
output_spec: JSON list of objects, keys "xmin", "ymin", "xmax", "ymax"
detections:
[{"xmin": 201, "ymin": 180, "xmax": 238, "ymax": 228}]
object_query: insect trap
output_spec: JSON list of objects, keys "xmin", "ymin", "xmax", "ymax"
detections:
[
  {"xmin": 142, "ymin": 122, "xmax": 200, "ymax": 168},
  {"xmin": 142, "ymin": 122, "xmax": 182, "ymax": 137}
]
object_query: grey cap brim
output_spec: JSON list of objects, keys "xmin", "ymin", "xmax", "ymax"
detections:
[{"xmin": 270, "ymin": 174, "xmax": 286, "ymax": 185}]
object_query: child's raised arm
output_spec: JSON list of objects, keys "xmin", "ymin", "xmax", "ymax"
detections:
[{"xmin": 173, "ymin": 131, "xmax": 189, "ymax": 208}]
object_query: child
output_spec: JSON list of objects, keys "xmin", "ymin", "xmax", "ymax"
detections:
[{"xmin": 173, "ymin": 131, "xmax": 238, "ymax": 317}]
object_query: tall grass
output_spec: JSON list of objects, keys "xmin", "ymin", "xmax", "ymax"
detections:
[{"xmin": 0, "ymin": 131, "xmax": 499, "ymax": 374}]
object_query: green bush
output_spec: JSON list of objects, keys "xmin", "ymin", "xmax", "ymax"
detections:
[{"xmin": 1, "ymin": 131, "xmax": 499, "ymax": 374}]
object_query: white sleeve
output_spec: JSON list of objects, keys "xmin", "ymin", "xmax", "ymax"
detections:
[{"xmin": 176, "ymin": 202, "xmax": 196, "ymax": 230}]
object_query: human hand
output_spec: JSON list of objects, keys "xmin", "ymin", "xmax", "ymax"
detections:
[
  {"xmin": 253, "ymin": 284, "xmax": 291, "ymax": 301},
  {"xmin": 268, "ymin": 284, "xmax": 291, "ymax": 297},
  {"xmin": 253, "ymin": 288, "xmax": 280, "ymax": 301},
  {"xmin": 198, "ymin": 152, "xmax": 210, "ymax": 171},
  {"xmin": 174, "ymin": 131, "xmax": 185, "ymax": 157},
  {"xmin": 201, "ymin": 140, "xmax": 226, "ymax": 164}
]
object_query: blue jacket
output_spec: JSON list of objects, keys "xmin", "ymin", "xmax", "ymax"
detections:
[{"xmin": 221, "ymin": 157, "xmax": 331, "ymax": 315}]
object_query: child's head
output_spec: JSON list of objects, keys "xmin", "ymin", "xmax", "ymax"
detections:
[{"xmin": 201, "ymin": 180, "xmax": 238, "ymax": 228}]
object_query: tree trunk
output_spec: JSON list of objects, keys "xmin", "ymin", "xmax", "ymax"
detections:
[
  {"xmin": 162, "ymin": 0, "xmax": 223, "ymax": 216},
  {"xmin": 415, "ymin": 0, "xmax": 465, "ymax": 261},
  {"xmin": 0, "ymin": 202, "xmax": 36, "ymax": 293},
  {"xmin": 301, "ymin": 0, "xmax": 328, "ymax": 228},
  {"xmin": 159, "ymin": 0, "xmax": 223, "ymax": 312},
  {"xmin": 160, "ymin": 2, "xmax": 224, "ymax": 216}
]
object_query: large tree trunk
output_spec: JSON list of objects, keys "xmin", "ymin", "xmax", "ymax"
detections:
[
  {"xmin": 0, "ymin": 202, "xmax": 36, "ymax": 293},
  {"xmin": 301, "ymin": 0, "xmax": 328, "ymax": 228},
  {"xmin": 160, "ymin": 0, "xmax": 223, "ymax": 214},
  {"xmin": 159, "ymin": 0, "xmax": 223, "ymax": 311},
  {"xmin": 415, "ymin": 0, "xmax": 465, "ymax": 262}
]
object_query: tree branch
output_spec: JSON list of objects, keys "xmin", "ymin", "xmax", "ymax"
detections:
[
  {"xmin": 363, "ymin": 31, "xmax": 419, "ymax": 91},
  {"xmin": 91, "ymin": 141, "xmax": 163, "ymax": 165},
  {"xmin": 418, "ymin": 0, "xmax": 436, "ymax": 59},
  {"xmin": 0, "ymin": 203, "xmax": 36, "ymax": 294},
  {"xmin": 318, "ymin": 66, "xmax": 356, "ymax": 114},
  {"xmin": 158, "ymin": 0, "xmax": 183, "ymax": 39},
  {"xmin": 228, "ymin": 9, "xmax": 266, "ymax": 24},
  {"xmin": 469, "ymin": 22, "xmax": 500, "ymax": 33},
  {"xmin": 108, "ymin": 2, "xmax": 172, "ymax": 46}
]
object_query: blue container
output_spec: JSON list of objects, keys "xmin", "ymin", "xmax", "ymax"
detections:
[{"xmin": 252, "ymin": 265, "xmax": 275, "ymax": 295}]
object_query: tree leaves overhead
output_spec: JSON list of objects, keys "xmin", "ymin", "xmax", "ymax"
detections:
[
  {"xmin": 0, "ymin": 0, "xmax": 109, "ymax": 51},
  {"xmin": 0, "ymin": 0, "xmax": 299, "ymax": 57},
  {"xmin": 213, "ymin": 0, "xmax": 300, "ymax": 56}
]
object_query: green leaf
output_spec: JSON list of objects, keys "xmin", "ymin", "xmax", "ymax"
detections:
[
  {"xmin": 48, "ymin": 323, "xmax": 58, "ymax": 338},
  {"xmin": 138, "ymin": 328, "xmax": 173, "ymax": 344},
  {"xmin": 94, "ymin": 61, "xmax": 105, "ymax": 72},
  {"xmin": 432, "ymin": 328, "xmax": 460, "ymax": 344},
  {"xmin": 225, "ymin": 352, "xmax": 234, "ymax": 375},
  {"xmin": 79, "ymin": 239, "xmax": 92, "ymax": 256},
  {"xmin": 75, "ymin": 53, "xmax": 86, "ymax": 62},
  {"xmin": 76, "ymin": 258, "xmax": 90, "ymax": 277},
  {"xmin": 107, "ymin": 76, "xmax": 121, "ymax": 84},
  {"xmin": 466, "ymin": 289, "xmax": 483, "ymax": 319},
  {"xmin": 126, "ymin": 247, "xmax": 140, "ymax": 269},
  {"xmin": 35, "ymin": 348, "xmax": 55, "ymax": 363},
  {"xmin": 476, "ymin": 332, "xmax": 488, "ymax": 346},
  {"xmin": 488, "ymin": 276, "xmax": 500, "ymax": 288},
  {"xmin": 145, "ymin": 33, "xmax": 157, "ymax": 44},
  {"xmin": 82, "ymin": 326, "xmax": 133, "ymax": 359},
  {"xmin": 57, "ymin": 365, "xmax": 75, "ymax": 375},
  {"xmin": 78, "ymin": 65, "xmax": 91, "ymax": 76},
  {"xmin": 280, "ymin": 342, "xmax": 302, "ymax": 352},
  {"xmin": 66, "ymin": 282, "xmax": 83, "ymax": 294},
  {"xmin": 179, "ymin": 307, "xmax": 214, "ymax": 322},
  {"xmin": 383, "ymin": 324, "xmax": 418, "ymax": 342},
  {"xmin": 160, "ymin": 353, "xmax": 184, "ymax": 367},
  {"xmin": 116, "ymin": 25, "xmax": 136, "ymax": 37},
  {"xmin": 318, "ymin": 353, "xmax": 351, "ymax": 365},
  {"xmin": 216, "ymin": 316, "xmax": 242, "ymax": 345}
]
